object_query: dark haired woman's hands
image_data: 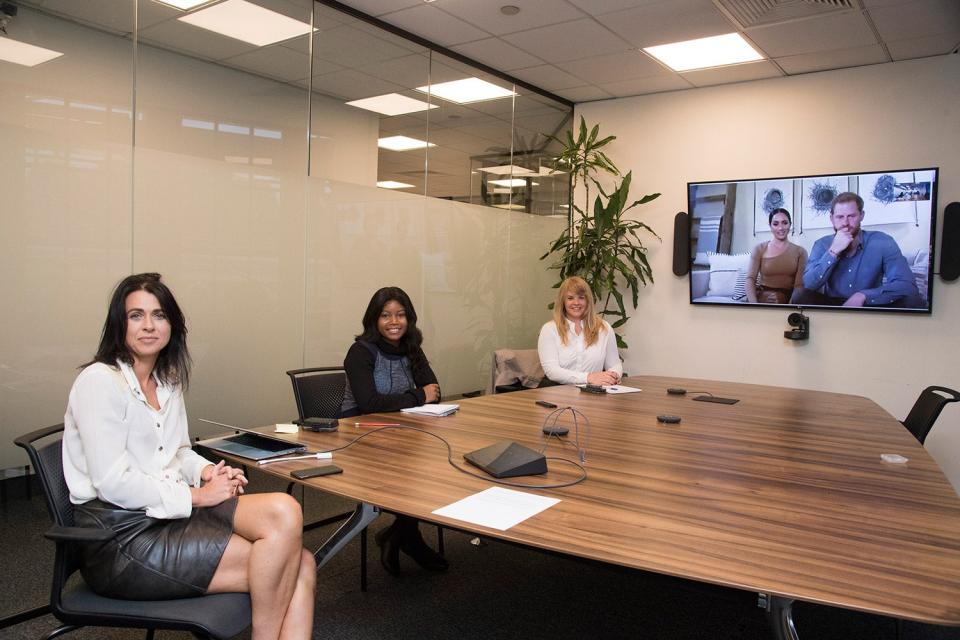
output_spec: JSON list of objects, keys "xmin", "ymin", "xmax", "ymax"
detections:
[
  {"xmin": 422, "ymin": 383, "xmax": 440, "ymax": 404},
  {"xmin": 193, "ymin": 461, "xmax": 246, "ymax": 507}
]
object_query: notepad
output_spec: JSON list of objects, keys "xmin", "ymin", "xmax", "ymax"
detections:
[{"xmin": 401, "ymin": 403, "xmax": 460, "ymax": 417}]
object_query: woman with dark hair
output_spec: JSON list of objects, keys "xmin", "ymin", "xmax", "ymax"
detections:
[
  {"xmin": 63, "ymin": 273, "xmax": 315, "ymax": 640},
  {"xmin": 340, "ymin": 286, "xmax": 446, "ymax": 574},
  {"xmin": 745, "ymin": 208, "xmax": 808, "ymax": 304}
]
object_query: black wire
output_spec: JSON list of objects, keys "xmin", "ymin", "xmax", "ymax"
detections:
[{"xmin": 311, "ymin": 425, "xmax": 587, "ymax": 489}]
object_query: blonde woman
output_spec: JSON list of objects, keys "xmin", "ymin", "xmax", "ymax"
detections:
[{"xmin": 537, "ymin": 276, "xmax": 623, "ymax": 386}]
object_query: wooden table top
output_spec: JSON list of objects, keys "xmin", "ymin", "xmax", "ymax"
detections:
[{"xmin": 249, "ymin": 376, "xmax": 960, "ymax": 625}]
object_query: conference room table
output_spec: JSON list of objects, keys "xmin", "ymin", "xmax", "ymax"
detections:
[{"xmin": 236, "ymin": 376, "xmax": 960, "ymax": 639}]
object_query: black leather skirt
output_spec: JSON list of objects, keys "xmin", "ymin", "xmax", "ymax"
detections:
[{"xmin": 73, "ymin": 497, "xmax": 238, "ymax": 600}]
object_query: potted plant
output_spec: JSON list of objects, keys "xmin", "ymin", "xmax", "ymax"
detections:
[{"xmin": 540, "ymin": 117, "xmax": 660, "ymax": 348}]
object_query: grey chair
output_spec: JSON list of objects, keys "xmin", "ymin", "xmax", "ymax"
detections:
[
  {"xmin": 12, "ymin": 424, "xmax": 251, "ymax": 640},
  {"xmin": 902, "ymin": 386, "xmax": 960, "ymax": 444}
]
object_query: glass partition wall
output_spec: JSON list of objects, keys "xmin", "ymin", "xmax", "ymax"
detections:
[{"xmin": 0, "ymin": 0, "xmax": 571, "ymax": 472}]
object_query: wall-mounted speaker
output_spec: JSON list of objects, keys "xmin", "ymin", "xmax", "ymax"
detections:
[
  {"xmin": 942, "ymin": 202, "xmax": 960, "ymax": 282},
  {"xmin": 673, "ymin": 211, "xmax": 690, "ymax": 276}
]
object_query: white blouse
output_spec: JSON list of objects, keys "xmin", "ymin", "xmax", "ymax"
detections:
[
  {"xmin": 62, "ymin": 361, "xmax": 211, "ymax": 519},
  {"xmin": 537, "ymin": 318, "xmax": 623, "ymax": 385}
]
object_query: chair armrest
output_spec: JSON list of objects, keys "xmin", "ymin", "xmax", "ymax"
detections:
[{"xmin": 45, "ymin": 525, "xmax": 117, "ymax": 543}]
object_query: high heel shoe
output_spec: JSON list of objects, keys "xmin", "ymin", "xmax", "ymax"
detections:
[
  {"xmin": 374, "ymin": 523, "xmax": 402, "ymax": 575},
  {"xmin": 399, "ymin": 524, "xmax": 449, "ymax": 572}
]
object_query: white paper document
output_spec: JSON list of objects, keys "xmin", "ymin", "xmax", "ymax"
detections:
[
  {"xmin": 400, "ymin": 403, "xmax": 460, "ymax": 417},
  {"xmin": 274, "ymin": 423, "xmax": 299, "ymax": 434},
  {"xmin": 605, "ymin": 385, "xmax": 642, "ymax": 394},
  {"xmin": 431, "ymin": 487, "xmax": 560, "ymax": 531}
]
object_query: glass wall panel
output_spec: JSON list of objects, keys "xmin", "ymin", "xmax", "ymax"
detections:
[
  {"xmin": 425, "ymin": 52, "xmax": 517, "ymax": 206},
  {"xmin": 133, "ymin": 0, "xmax": 313, "ymax": 434},
  {"xmin": 510, "ymin": 93, "xmax": 572, "ymax": 216},
  {"xmin": 0, "ymin": 5, "xmax": 133, "ymax": 469},
  {"xmin": 308, "ymin": 7, "xmax": 429, "ymax": 190}
]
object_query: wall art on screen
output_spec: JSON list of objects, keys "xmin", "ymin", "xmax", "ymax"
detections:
[
  {"xmin": 686, "ymin": 167, "xmax": 938, "ymax": 314},
  {"xmin": 754, "ymin": 179, "xmax": 794, "ymax": 234},
  {"xmin": 801, "ymin": 175, "xmax": 850, "ymax": 230}
]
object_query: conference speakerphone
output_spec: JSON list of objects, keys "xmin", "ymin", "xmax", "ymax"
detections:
[{"xmin": 692, "ymin": 395, "xmax": 739, "ymax": 405}]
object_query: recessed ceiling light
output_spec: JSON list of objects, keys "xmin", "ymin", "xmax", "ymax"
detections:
[
  {"xmin": 346, "ymin": 93, "xmax": 438, "ymax": 116},
  {"xmin": 377, "ymin": 180, "xmax": 415, "ymax": 189},
  {"xmin": 500, "ymin": 5, "xmax": 520, "ymax": 15},
  {"xmin": 0, "ymin": 37, "xmax": 63, "ymax": 66},
  {"xmin": 378, "ymin": 135, "xmax": 436, "ymax": 151},
  {"xmin": 153, "ymin": 0, "xmax": 211, "ymax": 10},
  {"xmin": 416, "ymin": 78, "xmax": 515, "ymax": 104},
  {"xmin": 478, "ymin": 164, "xmax": 535, "ymax": 176},
  {"xmin": 489, "ymin": 178, "xmax": 538, "ymax": 187},
  {"xmin": 178, "ymin": 0, "xmax": 313, "ymax": 47},
  {"xmin": 644, "ymin": 33, "xmax": 762, "ymax": 72}
]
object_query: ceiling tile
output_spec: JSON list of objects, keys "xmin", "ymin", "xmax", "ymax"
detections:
[
  {"xmin": 225, "ymin": 43, "xmax": 314, "ymax": 81},
  {"xmin": 556, "ymin": 50, "xmax": 668, "ymax": 84},
  {"xmin": 598, "ymin": 74, "xmax": 693, "ymax": 97},
  {"xmin": 776, "ymin": 44, "xmax": 889, "ymax": 75},
  {"xmin": 745, "ymin": 11, "xmax": 878, "ymax": 58},
  {"xmin": 596, "ymin": 0, "xmax": 735, "ymax": 49},
  {"xmin": 31, "ymin": 0, "xmax": 172, "ymax": 32},
  {"xmin": 567, "ymin": 0, "xmax": 664, "ymax": 17},
  {"xmin": 682, "ymin": 60, "xmax": 783, "ymax": 87},
  {"xmin": 861, "ymin": 0, "xmax": 928, "ymax": 7},
  {"xmin": 310, "ymin": 25, "xmax": 414, "ymax": 69},
  {"xmin": 886, "ymin": 33, "xmax": 960, "ymax": 60},
  {"xmin": 310, "ymin": 68, "xmax": 405, "ymax": 101},
  {"xmin": 868, "ymin": 0, "xmax": 960, "ymax": 42},
  {"xmin": 510, "ymin": 65, "xmax": 585, "ymax": 91},
  {"xmin": 138, "ymin": 18, "xmax": 257, "ymax": 61},
  {"xmin": 378, "ymin": 5, "xmax": 488, "ymax": 47},
  {"xmin": 452, "ymin": 38, "xmax": 545, "ymax": 71},
  {"xmin": 357, "ymin": 53, "xmax": 431, "ymax": 88},
  {"xmin": 554, "ymin": 85, "xmax": 615, "ymax": 102},
  {"xmin": 501, "ymin": 18, "xmax": 632, "ymax": 63},
  {"xmin": 434, "ymin": 0, "xmax": 584, "ymax": 36}
]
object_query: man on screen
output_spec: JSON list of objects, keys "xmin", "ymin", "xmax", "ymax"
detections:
[{"xmin": 791, "ymin": 192, "xmax": 922, "ymax": 308}]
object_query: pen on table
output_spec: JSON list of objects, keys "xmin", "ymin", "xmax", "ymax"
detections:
[{"xmin": 354, "ymin": 422, "xmax": 402, "ymax": 427}]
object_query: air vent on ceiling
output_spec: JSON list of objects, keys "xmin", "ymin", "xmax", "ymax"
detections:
[{"xmin": 714, "ymin": 0, "xmax": 855, "ymax": 29}]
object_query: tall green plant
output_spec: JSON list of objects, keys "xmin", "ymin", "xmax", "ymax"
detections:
[{"xmin": 541, "ymin": 119, "xmax": 660, "ymax": 348}]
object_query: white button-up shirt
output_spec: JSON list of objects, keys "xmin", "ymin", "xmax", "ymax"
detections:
[
  {"xmin": 62, "ymin": 361, "xmax": 210, "ymax": 519},
  {"xmin": 537, "ymin": 318, "xmax": 623, "ymax": 385}
]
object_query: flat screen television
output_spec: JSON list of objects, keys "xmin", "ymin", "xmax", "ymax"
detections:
[{"xmin": 687, "ymin": 167, "xmax": 938, "ymax": 314}]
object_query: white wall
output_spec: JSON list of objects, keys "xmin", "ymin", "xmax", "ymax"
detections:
[{"xmin": 578, "ymin": 54, "xmax": 960, "ymax": 488}]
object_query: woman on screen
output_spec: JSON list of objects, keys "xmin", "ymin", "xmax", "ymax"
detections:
[
  {"xmin": 537, "ymin": 276, "xmax": 622, "ymax": 386},
  {"xmin": 340, "ymin": 286, "xmax": 447, "ymax": 575},
  {"xmin": 745, "ymin": 208, "xmax": 808, "ymax": 304},
  {"xmin": 63, "ymin": 273, "xmax": 315, "ymax": 639}
]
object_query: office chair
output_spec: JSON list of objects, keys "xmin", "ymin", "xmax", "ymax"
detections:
[
  {"xmin": 12, "ymin": 424, "xmax": 251, "ymax": 640},
  {"xmin": 286, "ymin": 366, "xmax": 348, "ymax": 422},
  {"xmin": 490, "ymin": 349, "xmax": 544, "ymax": 394},
  {"xmin": 902, "ymin": 386, "xmax": 960, "ymax": 444}
]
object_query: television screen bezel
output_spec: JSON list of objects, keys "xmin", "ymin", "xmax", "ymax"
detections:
[{"xmin": 685, "ymin": 166, "xmax": 939, "ymax": 315}]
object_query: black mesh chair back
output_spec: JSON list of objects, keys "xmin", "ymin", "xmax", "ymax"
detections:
[
  {"xmin": 902, "ymin": 386, "xmax": 960, "ymax": 444},
  {"xmin": 14, "ymin": 424, "xmax": 251, "ymax": 640},
  {"xmin": 287, "ymin": 367, "xmax": 347, "ymax": 420}
]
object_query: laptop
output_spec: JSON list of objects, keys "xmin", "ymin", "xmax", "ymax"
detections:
[{"xmin": 197, "ymin": 420, "xmax": 307, "ymax": 461}]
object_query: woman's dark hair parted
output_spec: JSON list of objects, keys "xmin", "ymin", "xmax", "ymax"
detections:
[
  {"xmin": 86, "ymin": 272, "xmax": 191, "ymax": 388},
  {"xmin": 768, "ymin": 208, "xmax": 791, "ymax": 225},
  {"xmin": 357, "ymin": 286, "xmax": 428, "ymax": 370}
]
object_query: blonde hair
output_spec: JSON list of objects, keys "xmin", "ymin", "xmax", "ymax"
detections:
[{"xmin": 553, "ymin": 276, "xmax": 605, "ymax": 347}]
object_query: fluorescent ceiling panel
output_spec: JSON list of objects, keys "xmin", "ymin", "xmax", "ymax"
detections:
[
  {"xmin": 377, "ymin": 180, "xmax": 415, "ymax": 189},
  {"xmin": 153, "ymin": 0, "xmax": 211, "ymax": 9},
  {"xmin": 644, "ymin": 33, "xmax": 763, "ymax": 72},
  {"xmin": 416, "ymin": 78, "xmax": 516, "ymax": 104},
  {"xmin": 346, "ymin": 93, "xmax": 437, "ymax": 116},
  {"xmin": 477, "ymin": 164, "xmax": 535, "ymax": 176},
  {"xmin": 178, "ymin": 0, "xmax": 313, "ymax": 47},
  {"xmin": 378, "ymin": 135, "xmax": 435, "ymax": 151},
  {"xmin": 0, "ymin": 37, "xmax": 63, "ymax": 66},
  {"xmin": 489, "ymin": 178, "xmax": 538, "ymax": 187}
]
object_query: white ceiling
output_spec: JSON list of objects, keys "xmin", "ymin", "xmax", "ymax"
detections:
[{"xmin": 337, "ymin": 0, "xmax": 960, "ymax": 102}]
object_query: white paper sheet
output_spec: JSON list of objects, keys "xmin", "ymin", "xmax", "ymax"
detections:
[
  {"xmin": 400, "ymin": 403, "xmax": 459, "ymax": 416},
  {"xmin": 605, "ymin": 385, "xmax": 642, "ymax": 394},
  {"xmin": 431, "ymin": 487, "xmax": 560, "ymax": 531},
  {"xmin": 274, "ymin": 423, "xmax": 299, "ymax": 433}
]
